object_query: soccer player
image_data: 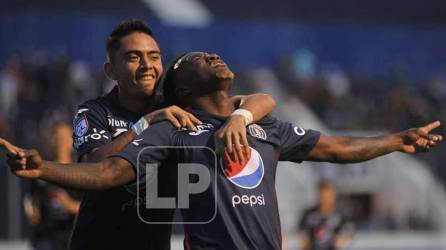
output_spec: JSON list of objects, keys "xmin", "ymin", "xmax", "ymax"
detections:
[
  {"xmin": 66, "ymin": 20, "xmax": 276, "ymax": 249},
  {"xmin": 299, "ymin": 182, "xmax": 353, "ymax": 250},
  {"xmin": 2, "ymin": 52, "xmax": 443, "ymax": 250}
]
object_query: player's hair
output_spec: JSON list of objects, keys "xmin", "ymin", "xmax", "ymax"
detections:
[
  {"xmin": 106, "ymin": 19, "xmax": 155, "ymax": 62},
  {"xmin": 318, "ymin": 180, "xmax": 335, "ymax": 191},
  {"xmin": 162, "ymin": 53, "xmax": 188, "ymax": 107}
]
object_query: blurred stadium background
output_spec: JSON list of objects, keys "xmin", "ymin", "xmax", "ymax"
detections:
[{"xmin": 1, "ymin": 0, "xmax": 446, "ymax": 249}]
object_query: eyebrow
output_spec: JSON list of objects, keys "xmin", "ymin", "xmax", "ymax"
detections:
[
  {"xmin": 124, "ymin": 50, "xmax": 161, "ymax": 56},
  {"xmin": 185, "ymin": 53, "xmax": 204, "ymax": 61}
]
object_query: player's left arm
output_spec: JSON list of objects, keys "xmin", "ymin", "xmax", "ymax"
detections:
[
  {"xmin": 216, "ymin": 94, "xmax": 276, "ymax": 159},
  {"xmin": 333, "ymin": 217, "xmax": 354, "ymax": 249},
  {"xmin": 307, "ymin": 121, "xmax": 442, "ymax": 163}
]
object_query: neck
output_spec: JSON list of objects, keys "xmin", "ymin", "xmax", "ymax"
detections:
[
  {"xmin": 118, "ymin": 88, "xmax": 156, "ymax": 115},
  {"xmin": 191, "ymin": 90, "xmax": 235, "ymax": 116}
]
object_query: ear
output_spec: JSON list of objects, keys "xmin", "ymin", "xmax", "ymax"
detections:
[{"xmin": 103, "ymin": 61, "xmax": 117, "ymax": 80}]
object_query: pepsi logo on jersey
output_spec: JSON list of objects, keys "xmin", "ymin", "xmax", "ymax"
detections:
[
  {"xmin": 221, "ymin": 146, "xmax": 264, "ymax": 189},
  {"xmin": 221, "ymin": 146, "xmax": 266, "ymax": 207}
]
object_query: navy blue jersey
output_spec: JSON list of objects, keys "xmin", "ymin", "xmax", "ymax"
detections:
[
  {"xmin": 71, "ymin": 86, "xmax": 172, "ymax": 250},
  {"xmin": 114, "ymin": 110, "xmax": 320, "ymax": 250},
  {"xmin": 299, "ymin": 207, "xmax": 353, "ymax": 250}
]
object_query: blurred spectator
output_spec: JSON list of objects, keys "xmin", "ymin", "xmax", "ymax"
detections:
[
  {"xmin": 298, "ymin": 182, "xmax": 354, "ymax": 250},
  {"xmin": 0, "ymin": 58, "xmax": 21, "ymax": 118},
  {"xmin": 23, "ymin": 123, "xmax": 81, "ymax": 250}
]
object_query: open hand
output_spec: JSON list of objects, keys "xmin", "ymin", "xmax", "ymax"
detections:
[
  {"xmin": 144, "ymin": 105, "xmax": 202, "ymax": 131},
  {"xmin": 215, "ymin": 115, "xmax": 250, "ymax": 161}
]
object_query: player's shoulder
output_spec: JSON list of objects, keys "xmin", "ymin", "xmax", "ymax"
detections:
[
  {"xmin": 254, "ymin": 115, "xmax": 278, "ymax": 126},
  {"xmin": 78, "ymin": 94, "xmax": 109, "ymax": 110},
  {"xmin": 251, "ymin": 115, "xmax": 289, "ymax": 135},
  {"xmin": 140, "ymin": 121, "xmax": 178, "ymax": 137},
  {"xmin": 75, "ymin": 92, "xmax": 115, "ymax": 120},
  {"xmin": 302, "ymin": 206, "xmax": 319, "ymax": 216}
]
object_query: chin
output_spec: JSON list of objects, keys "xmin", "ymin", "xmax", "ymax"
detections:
[
  {"xmin": 138, "ymin": 82, "xmax": 157, "ymax": 96},
  {"xmin": 216, "ymin": 70, "xmax": 235, "ymax": 80}
]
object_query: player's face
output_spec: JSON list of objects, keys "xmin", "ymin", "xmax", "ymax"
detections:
[
  {"xmin": 182, "ymin": 52, "xmax": 234, "ymax": 83},
  {"xmin": 319, "ymin": 186, "xmax": 336, "ymax": 208},
  {"xmin": 112, "ymin": 32, "xmax": 162, "ymax": 97},
  {"xmin": 173, "ymin": 52, "xmax": 234, "ymax": 99}
]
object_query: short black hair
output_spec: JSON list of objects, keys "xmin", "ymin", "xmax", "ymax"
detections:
[
  {"xmin": 106, "ymin": 19, "xmax": 155, "ymax": 61},
  {"xmin": 162, "ymin": 53, "xmax": 187, "ymax": 107},
  {"xmin": 318, "ymin": 180, "xmax": 335, "ymax": 191}
]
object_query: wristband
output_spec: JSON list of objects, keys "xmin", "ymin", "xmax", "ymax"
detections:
[
  {"xmin": 231, "ymin": 109, "xmax": 253, "ymax": 126},
  {"xmin": 131, "ymin": 117, "xmax": 149, "ymax": 135}
]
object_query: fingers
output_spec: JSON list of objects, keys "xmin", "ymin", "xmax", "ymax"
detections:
[
  {"xmin": 225, "ymin": 133, "xmax": 233, "ymax": 154},
  {"xmin": 0, "ymin": 138, "xmax": 22, "ymax": 154},
  {"xmin": 427, "ymin": 134, "xmax": 443, "ymax": 147},
  {"xmin": 232, "ymin": 133, "xmax": 245, "ymax": 162},
  {"xmin": 429, "ymin": 134, "xmax": 443, "ymax": 142},
  {"xmin": 215, "ymin": 116, "xmax": 251, "ymax": 160},
  {"xmin": 165, "ymin": 113, "xmax": 181, "ymax": 129},
  {"xmin": 188, "ymin": 114, "xmax": 203, "ymax": 126},
  {"xmin": 168, "ymin": 107, "xmax": 198, "ymax": 131},
  {"xmin": 7, "ymin": 153, "xmax": 26, "ymax": 170},
  {"xmin": 173, "ymin": 114, "xmax": 197, "ymax": 131},
  {"xmin": 421, "ymin": 120, "xmax": 441, "ymax": 133},
  {"xmin": 241, "ymin": 133, "xmax": 250, "ymax": 157},
  {"xmin": 183, "ymin": 117, "xmax": 197, "ymax": 132}
]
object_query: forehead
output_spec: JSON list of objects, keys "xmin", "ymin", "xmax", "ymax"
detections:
[
  {"xmin": 184, "ymin": 52, "xmax": 205, "ymax": 60},
  {"xmin": 118, "ymin": 32, "xmax": 160, "ymax": 52}
]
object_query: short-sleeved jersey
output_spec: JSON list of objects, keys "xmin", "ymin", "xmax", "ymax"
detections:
[
  {"xmin": 114, "ymin": 110, "xmax": 320, "ymax": 250},
  {"xmin": 299, "ymin": 207, "xmax": 352, "ymax": 250},
  {"xmin": 71, "ymin": 86, "xmax": 172, "ymax": 250}
]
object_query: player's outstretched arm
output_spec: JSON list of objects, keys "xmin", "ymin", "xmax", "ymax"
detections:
[
  {"xmin": 307, "ymin": 121, "xmax": 442, "ymax": 163},
  {"xmin": 216, "ymin": 94, "xmax": 276, "ymax": 159},
  {"xmin": 2, "ymin": 142, "xmax": 135, "ymax": 190},
  {"xmin": 230, "ymin": 94, "xmax": 276, "ymax": 122}
]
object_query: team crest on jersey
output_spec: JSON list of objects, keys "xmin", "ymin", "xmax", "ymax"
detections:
[
  {"xmin": 74, "ymin": 115, "xmax": 89, "ymax": 137},
  {"xmin": 221, "ymin": 146, "xmax": 264, "ymax": 189},
  {"xmin": 248, "ymin": 124, "xmax": 267, "ymax": 140}
]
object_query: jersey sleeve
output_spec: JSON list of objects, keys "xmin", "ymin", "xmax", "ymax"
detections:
[
  {"xmin": 277, "ymin": 120, "xmax": 320, "ymax": 162},
  {"xmin": 112, "ymin": 122, "xmax": 175, "ymax": 180},
  {"xmin": 335, "ymin": 215, "xmax": 355, "ymax": 237},
  {"xmin": 72, "ymin": 102, "xmax": 112, "ymax": 159}
]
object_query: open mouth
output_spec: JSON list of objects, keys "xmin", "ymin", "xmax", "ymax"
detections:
[
  {"xmin": 211, "ymin": 62, "xmax": 227, "ymax": 68},
  {"xmin": 138, "ymin": 74, "xmax": 156, "ymax": 80}
]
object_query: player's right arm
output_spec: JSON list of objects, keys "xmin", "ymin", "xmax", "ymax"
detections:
[
  {"xmin": 3, "ymin": 121, "xmax": 174, "ymax": 190},
  {"xmin": 6, "ymin": 148, "xmax": 135, "ymax": 190}
]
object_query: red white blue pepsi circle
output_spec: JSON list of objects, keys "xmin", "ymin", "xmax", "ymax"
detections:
[{"xmin": 221, "ymin": 147, "xmax": 264, "ymax": 189}]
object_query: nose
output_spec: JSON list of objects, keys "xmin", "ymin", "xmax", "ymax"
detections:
[
  {"xmin": 206, "ymin": 53, "xmax": 220, "ymax": 61},
  {"xmin": 139, "ymin": 55, "xmax": 151, "ymax": 69}
]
